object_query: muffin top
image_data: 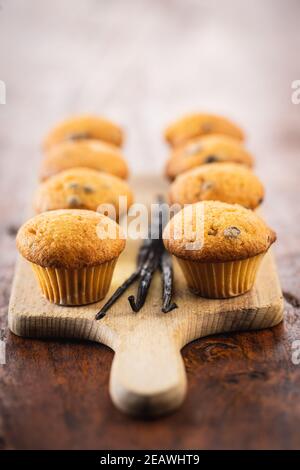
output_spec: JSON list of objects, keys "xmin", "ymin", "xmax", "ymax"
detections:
[
  {"xmin": 33, "ymin": 167, "xmax": 134, "ymax": 216},
  {"xmin": 169, "ymin": 163, "xmax": 264, "ymax": 209},
  {"xmin": 43, "ymin": 114, "xmax": 123, "ymax": 150},
  {"xmin": 163, "ymin": 201, "xmax": 276, "ymax": 262},
  {"xmin": 40, "ymin": 139, "xmax": 129, "ymax": 181},
  {"xmin": 17, "ymin": 210, "xmax": 126, "ymax": 269},
  {"xmin": 165, "ymin": 134, "xmax": 253, "ymax": 180},
  {"xmin": 164, "ymin": 113, "xmax": 245, "ymax": 147}
]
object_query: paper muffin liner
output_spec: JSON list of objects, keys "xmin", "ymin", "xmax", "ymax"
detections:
[
  {"xmin": 30, "ymin": 259, "xmax": 118, "ymax": 306},
  {"xmin": 176, "ymin": 253, "xmax": 265, "ymax": 299}
]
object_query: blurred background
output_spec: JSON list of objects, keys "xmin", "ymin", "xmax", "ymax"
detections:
[
  {"xmin": 1, "ymin": 1, "xmax": 299, "ymax": 167},
  {"xmin": 0, "ymin": 0, "xmax": 300, "ymax": 449},
  {"xmin": 1, "ymin": 0, "xmax": 300, "ymax": 255}
]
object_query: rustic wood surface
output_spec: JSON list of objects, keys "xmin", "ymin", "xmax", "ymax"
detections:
[
  {"xmin": 8, "ymin": 176, "xmax": 283, "ymax": 418},
  {"xmin": 0, "ymin": 0, "xmax": 300, "ymax": 449}
]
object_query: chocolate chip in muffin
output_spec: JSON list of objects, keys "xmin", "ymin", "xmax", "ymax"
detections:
[
  {"xmin": 202, "ymin": 122, "xmax": 213, "ymax": 133},
  {"xmin": 83, "ymin": 185, "xmax": 95, "ymax": 194},
  {"xmin": 66, "ymin": 132, "xmax": 90, "ymax": 141},
  {"xmin": 223, "ymin": 226, "xmax": 241, "ymax": 238},
  {"xmin": 201, "ymin": 180, "xmax": 214, "ymax": 192},
  {"xmin": 67, "ymin": 195, "xmax": 81, "ymax": 207},
  {"xmin": 204, "ymin": 155, "xmax": 219, "ymax": 164}
]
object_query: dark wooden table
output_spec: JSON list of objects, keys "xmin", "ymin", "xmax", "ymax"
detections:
[{"xmin": 0, "ymin": 0, "xmax": 300, "ymax": 449}]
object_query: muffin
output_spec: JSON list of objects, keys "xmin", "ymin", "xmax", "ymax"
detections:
[
  {"xmin": 164, "ymin": 113, "xmax": 245, "ymax": 147},
  {"xmin": 43, "ymin": 114, "xmax": 123, "ymax": 150},
  {"xmin": 16, "ymin": 210, "xmax": 126, "ymax": 305},
  {"xmin": 40, "ymin": 139, "xmax": 129, "ymax": 181},
  {"xmin": 165, "ymin": 135, "xmax": 253, "ymax": 180},
  {"xmin": 163, "ymin": 201, "xmax": 276, "ymax": 298},
  {"xmin": 33, "ymin": 167, "xmax": 134, "ymax": 219},
  {"xmin": 168, "ymin": 163, "xmax": 264, "ymax": 209}
]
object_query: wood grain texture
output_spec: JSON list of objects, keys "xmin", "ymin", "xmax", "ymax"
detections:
[
  {"xmin": 8, "ymin": 174, "xmax": 283, "ymax": 417},
  {"xmin": 0, "ymin": 0, "xmax": 300, "ymax": 450}
]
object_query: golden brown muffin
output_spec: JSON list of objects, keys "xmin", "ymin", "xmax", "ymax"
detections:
[
  {"xmin": 164, "ymin": 113, "xmax": 245, "ymax": 147},
  {"xmin": 17, "ymin": 210, "xmax": 126, "ymax": 305},
  {"xmin": 168, "ymin": 163, "xmax": 264, "ymax": 209},
  {"xmin": 43, "ymin": 115, "xmax": 123, "ymax": 150},
  {"xmin": 33, "ymin": 167, "xmax": 134, "ymax": 218},
  {"xmin": 165, "ymin": 135, "xmax": 253, "ymax": 180},
  {"xmin": 40, "ymin": 139, "xmax": 129, "ymax": 181},
  {"xmin": 163, "ymin": 201, "xmax": 276, "ymax": 298}
]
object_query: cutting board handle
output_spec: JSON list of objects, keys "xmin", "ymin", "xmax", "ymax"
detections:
[{"xmin": 109, "ymin": 322, "xmax": 187, "ymax": 417}]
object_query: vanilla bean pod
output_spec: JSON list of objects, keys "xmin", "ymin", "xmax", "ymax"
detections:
[
  {"xmin": 128, "ymin": 242, "xmax": 163, "ymax": 312},
  {"xmin": 95, "ymin": 195, "xmax": 178, "ymax": 319},
  {"xmin": 95, "ymin": 237, "xmax": 153, "ymax": 320},
  {"xmin": 95, "ymin": 270, "xmax": 140, "ymax": 320},
  {"xmin": 137, "ymin": 237, "xmax": 152, "ymax": 266},
  {"xmin": 161, "ymin": 251, "xmax": 178, "ymax": 313},
  {"xmin": 127, "ymin": 198, "xmax": 164, "ymax": 312}
]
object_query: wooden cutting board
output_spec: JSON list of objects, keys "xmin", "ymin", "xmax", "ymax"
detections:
[{"xmin": 8, "ymin": 176, "xmax": 284, "ymax": 417}]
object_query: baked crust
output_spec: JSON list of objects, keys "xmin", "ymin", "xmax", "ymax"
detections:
[
  {"xmin": 164, "ymin": 114, "xmax": 245, "ymax": 147},
  {"xmin": 163, "ymin": 201, "xmax": 276, "ymax": 262},
  {"xmin": 17, "ymin": 209, "xmax": 126, "ymax": 269},
  {"xmin": 165, "ymin": 134, "xmax": 253, "ymax": 180},
  {"xmin": 43, "ymin": 115, "xmax": 123, "ymax": 150},
  {"xmin": 40, "ymin": 139, "xmax": 129, "ymax": 181},
  {"xmin": 168, "ymin": 163, "xmax": 264, "ymax": 209},
  {"xmin": 34, "ymin": 167, "xmax": 134, "ymax": 215}
]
